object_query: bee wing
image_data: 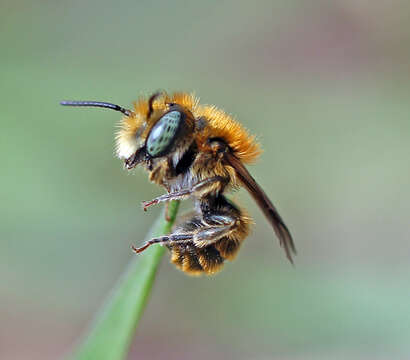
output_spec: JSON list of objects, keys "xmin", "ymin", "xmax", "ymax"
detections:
[{"xmin": 223, "ymin": 152, "xmax": 296, "ymax": 263}]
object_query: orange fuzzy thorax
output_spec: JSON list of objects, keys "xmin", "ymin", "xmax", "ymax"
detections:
[
  {"xmin": 166, "ymin": 92, "xmax": 261, "ymax": 163},
  {"xmin": 194, "ymin": 103, "xmax": 261, "ymax": 164},
  {"xmin": 116, "ymin": 92, "xmax": 261, "ymax": 163}
]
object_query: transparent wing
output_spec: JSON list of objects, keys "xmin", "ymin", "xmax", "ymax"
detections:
[{"xmin": 223, "ymin": 152, "xmax": 296, "ymax": 263}]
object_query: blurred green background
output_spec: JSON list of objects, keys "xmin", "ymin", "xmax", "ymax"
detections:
[{"xmin": 2, "ymin": 0, "xmax": 410, "ymax": 359}]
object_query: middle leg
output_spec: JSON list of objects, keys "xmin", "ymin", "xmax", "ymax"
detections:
[{"xmin": 142, "ymin": 176, "xmax": 227, "ymax": 211}]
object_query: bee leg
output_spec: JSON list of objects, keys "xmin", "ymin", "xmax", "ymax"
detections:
[
  {"xmin": 132, "ymin": 213, "xmax": 235, "ymax": 254},
  {"xmin": 132, "ymin": 233, "xmax": 193, "ymax": 253},
  {"xmin": 193, "ymin": 216, "xmax": 236, "ymax": 247},
  {"xmin": 142, "ymin": 176, "xmax": 227, "ymax": 211},
  {"xmin": 142, "ymin": 191, "xmax": 190, "ymax": 211}
]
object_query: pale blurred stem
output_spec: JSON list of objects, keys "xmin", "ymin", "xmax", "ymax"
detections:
[{"xmin": 68, "ymin": 200, "xmax": 180, "ymax": 360}]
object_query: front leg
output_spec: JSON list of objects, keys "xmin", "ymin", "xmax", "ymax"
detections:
[
  {"xmin": 142, "ymin": 176, "xmax": 227, "ymax": 211},
  {"xmin": 148, "ymin": 158, "xmax": 173, "ymax": 187}
]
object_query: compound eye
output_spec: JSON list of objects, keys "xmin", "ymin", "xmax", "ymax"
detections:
[{"xmin": 146, "ymin": 111, "xmax": 181, "ymax": 157}]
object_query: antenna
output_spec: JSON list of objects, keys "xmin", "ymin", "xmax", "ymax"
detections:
[{"xmin": 60, "ymin": 100, "xmax": 132, "ymax": 116}]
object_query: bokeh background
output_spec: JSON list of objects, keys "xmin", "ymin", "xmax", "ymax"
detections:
[{"xmin": 2, "ymin": 1, "xmax": 410, "ymax": 359}]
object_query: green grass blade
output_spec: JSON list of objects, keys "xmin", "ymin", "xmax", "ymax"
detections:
[{"xmin": 68, "ymin": 201, "xmax": 180, "ymax": 360}]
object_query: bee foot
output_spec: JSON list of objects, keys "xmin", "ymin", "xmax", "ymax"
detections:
[
  {"xmin": 142, "ymin": 199, "xmax": 158, "ymax": 211},
  {"xmin": 131, "ymin": 243, "xmax": 150, "ymax": 254}
]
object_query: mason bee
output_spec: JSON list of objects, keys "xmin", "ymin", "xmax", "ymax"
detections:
[{"xmin": 61, "ymin": 92, "xmax": 295, "ymax": 275}]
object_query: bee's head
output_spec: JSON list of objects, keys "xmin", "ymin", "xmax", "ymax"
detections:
[
  {"xmin": 61, "ymin": 92, "xmax": 197, "ymax": 170},
  {"xmin": 116, "ymin": 92, "xmax": 197, "ymax": 169}
]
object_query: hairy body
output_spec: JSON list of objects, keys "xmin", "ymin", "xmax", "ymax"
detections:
[{"xmin": 62, "ymin": 91, "xmax": 295, "ymax": 275}]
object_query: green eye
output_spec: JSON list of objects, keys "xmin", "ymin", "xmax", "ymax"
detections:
[{"xmin": 146, "ymin": 111, "xmax": 181, "ymax": 157}]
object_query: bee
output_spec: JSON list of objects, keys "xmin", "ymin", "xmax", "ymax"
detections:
[{"xmin": 61, "ymin": 92, "xmax": 296, "ymax": 275}]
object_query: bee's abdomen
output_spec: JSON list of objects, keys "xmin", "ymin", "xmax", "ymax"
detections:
[
  {"xmin": 168, "ymin": 236, "xmax": 243, "ymax": 275},
  {"xmin": 169, "ymin": 243, "xmax": 225, "ymax": 275},
  {"xmin": 167, "ymin": 195, "xmax": 252, "ymax": 275}
]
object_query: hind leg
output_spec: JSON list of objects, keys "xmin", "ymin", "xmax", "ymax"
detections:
[
  {"xmin": 133, "ymin": 196, "xmax": 251, "ymax": 275},
  {"xmin": 132, "ymin": 214, "xmax": 236, "ymax": 253},
  {"xmin": 168, "ymin": 210, "xmax": 249, "ymax": 275}
]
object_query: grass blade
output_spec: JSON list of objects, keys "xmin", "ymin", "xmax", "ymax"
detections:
[{"xmin": 68, "ymin": 200, "xmax": 180, "ymax": 360}]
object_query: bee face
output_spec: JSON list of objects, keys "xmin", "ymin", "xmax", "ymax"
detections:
[
  {"xmin": 61, "ymin": 91, "xmax": 295, "ymax": 275},
  {"xmin": 116, "ymin": 97, "xmax": 196, "ymax": 170}
]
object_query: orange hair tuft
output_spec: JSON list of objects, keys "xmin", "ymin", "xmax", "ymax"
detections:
[{"xmin": 194, "ymin": 102, "xmax": 262, "ymax": 164}]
